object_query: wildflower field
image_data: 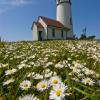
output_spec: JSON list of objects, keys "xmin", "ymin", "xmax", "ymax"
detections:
[{"xmin": 0, "ymin": 40, "xmax": 100, "ymax": 100}]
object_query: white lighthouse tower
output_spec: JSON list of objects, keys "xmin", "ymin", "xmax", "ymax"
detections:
[{"xmin": 56, "ymin": 0, "xmax": 73, "ymax": 38}]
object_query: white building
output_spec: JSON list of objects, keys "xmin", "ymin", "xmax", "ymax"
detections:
[{"xmin": 32, "ymin": 0, "xmax": 74, "ymax": 41}]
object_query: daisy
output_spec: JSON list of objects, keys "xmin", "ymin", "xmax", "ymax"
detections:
[
  {"xmin": 55, "ymin": 63, "xmax": 64, "ymax": 69},
  {"xmin": 33, "ymin": 74, "xmax": 43, "ymax": 79},
  {"xmin": 45, "ymin": 72, "xmax": 53, "ymax": 78},
  {"xmin": 49, "ymin": 76, "xmax": 61, "ymax": 86},
  {"xmin": 29, "ymin": 55, "xmax": 35, "ymax": 59},
  {"xmin": 85, "ymin": 69, "xmax": 95, "ymax": 75},
  {"xmin": 20, "ymin": 80, "xmax": 31, "ymax": 90},
  {"xmin": 5, "ymin": 68, "xmax": 17, "ymax": 75},
  {"xmin": 45, "ymin": 69, "xmax": 51, "ymax": 73},
  {"xmin": 18, "ymin": 63, "xmax": 25, "ymax": 69},
  {"xmin": 19, "ymin": 94, "xmax": 39, "ymax": 100},
  {"xmin": 71, "ymin": 77, "xmax": 79, "ymax": 82},
  {"xmin": 82, "ymin": 78, "xmax": 95, "ymax": 86},
  {"xmin": 49, "ymin": 83, "xmax": 67, "ymax": 100},
  {"xmin": 2, "ymin": 64, "xmax": 8, "ymax": 68},
  {"xmin": 3, "ymin": 78, "xmax": 15, "ymax": 86},
  {"xmin": 46, "ymin": 62, "xmax": 53, "ymax": 67},
  {"xmin": 36, "ymin": 80, "xmax": 48, "ymax": 92},
  {"xmin": 27, "ymin": 72, "xmax": 35, "ymax": 77}
]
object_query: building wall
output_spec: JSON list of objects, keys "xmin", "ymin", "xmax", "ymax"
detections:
[
  {"xmin": 32, "ymin": 24, "xmax": 71, "ymax": 41},
  {"xmin": 38, "ymin": 18, "xmax": 47, "ymax": 40},
  {"xmin": 67, "ymin": 30, "xmax": 73, "ymax": 38},
  {"xmin": 32, "ymin": 24, "xmax": 38, "ymax": 41},
  {"xmin": 47, "ymin": 27, "xmax": 67, "ymax": 40}
]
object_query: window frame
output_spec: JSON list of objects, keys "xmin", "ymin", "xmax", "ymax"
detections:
[
  {"xmin": 61, "ymin": 29, "xmax": 64, "ymax": 38},
  {"xmin": 52, "ymin": 28, "xmax": 55, "ymax": 37},
  {"xmin": 70, "ymin": 17, "xmax": 72, "ymax": 25}
]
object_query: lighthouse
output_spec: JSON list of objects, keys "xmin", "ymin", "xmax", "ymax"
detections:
[
  {"xmin": 32, "ymin": 0, "xmax": 74, "ymax": 41},
  {"xmin": 56, "ymin": 0, "xmax": 73, "ymax": 38}
]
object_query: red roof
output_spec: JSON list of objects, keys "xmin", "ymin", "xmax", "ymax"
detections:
[{"xmin": 39, "ymin": 16, "xmax": 70, "ymax": 30}]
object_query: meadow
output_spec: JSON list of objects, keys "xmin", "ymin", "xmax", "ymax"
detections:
[{"xmin": 0, "ymin": 40, "xmax": 100, "ymax": 100}]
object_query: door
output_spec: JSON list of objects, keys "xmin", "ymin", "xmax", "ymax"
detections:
[{"xmin": 38, "ymin": 31, "xmax": 42, "ymax": 41}]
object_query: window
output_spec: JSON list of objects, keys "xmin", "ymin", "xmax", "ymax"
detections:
[
  {"xmin": 61, "ymin": 30, "xmax": 63, "ymax": 38},
  {"xmin": 57, "ymin": 0, "xmax": 60, "ymax": 3},
  {"xmin": 69, "ymin": 0, "xmax": 71, "ymax": 3},
  {"xmin": 70, "ymin": 17, "xmax": 72, "ymax": 25},
  {"xmin": 52, "ymin": 28, "xmax": 55, "ymax": 37}
]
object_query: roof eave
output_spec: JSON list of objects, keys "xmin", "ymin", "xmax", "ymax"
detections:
[
  {"xmin": 47, "ymin": 25, "xmax": 70, "ymax": 31},
  {"xmin": 64, "ymin": 27, "xmax": 70, "ymax": 31}
]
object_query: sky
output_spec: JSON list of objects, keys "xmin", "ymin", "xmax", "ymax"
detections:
[{"xmin": 0, "ymin": 0, "xmax": 100, "ymax": 41}]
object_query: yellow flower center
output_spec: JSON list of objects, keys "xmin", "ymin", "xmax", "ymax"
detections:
[
  {"xmin": 86, "ymin": 79, "xmax": 90, "ymax": 84},
  {"xmin": 24, "ymin": 83, "xmax": 28, "ymax": 88},
  {"xmin": 41, "ymin": 83, "xmax": 46, "ymax": 88},
  {"xmin": 9, "ymin": 70, "xmax": 13, "ymax": 74},
  {"xmin": 56, "ymin": 89, "xmax": 61, "ymax": 97},
  {"xmin": 53, "ymin": 80, "xmax": 58, "ymax": 84}
]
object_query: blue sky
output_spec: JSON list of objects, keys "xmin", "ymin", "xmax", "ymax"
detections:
[{"xmin": 0, "ymin": 0, "xmax": 100, "ymax": 41}]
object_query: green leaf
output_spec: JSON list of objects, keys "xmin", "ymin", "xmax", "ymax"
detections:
[
  {"xmin": 90, "ymin": 95, "xmax": 100, "ymax": 100},
  {"xmin": 73, "ymin": 87, "xmax": 91, "ymax": 97},
  {"xmin": 78, "ymin": 83, "xmax": 95, "ymax": 91}
]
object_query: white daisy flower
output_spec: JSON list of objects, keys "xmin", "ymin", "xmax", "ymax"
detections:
[
  {"xmin": 46, "ymin": 62, "xmax": 53, "ymax": 67},
  {"xmin": 71, "ymin": 77, "xmax": 79, "ymax": 82},
  {"xmin": 33, "ymin": 74, "xmax": 43, "ymax": 79},
  {"xmin": 85, "ymin": 69, "xmax": 95, "ymax": 75},
  {"xmin": 36, "ymin": 80, "xmax": 48, "ymax": 92},
  {"xmin": 45, "ymin": 69, "xmax": 51, "ymax": 73},
  {"xmin": 49, "ymin": 76, "xmax": 61, "ymax": 86},
  {"xmin": 49, "ymin": 83, "xmax": 67, "ymax": 100},
  {"xmin": 78, "ymin": 73, "xmax": 84, "ymax": 77},
  {"xmin": 27, "ymin": 72, "xmax": 35, "ymax": 77},
  {"xmin": 82, "ymin": 78, "xmax": 95, "ymax": 86},
  {"xmin": 29, "ymin": 55, "xmax": 35, "ymax": 59},
  {"xmin": 45, "ymin": 72, "xmax": 53, "ymax": 78},
  {"xmin": 55, "ymin": 63, "xmax": 64, "ymax": 68},
  {"xmin": 68, "ymin": 58, "xmax": 71, "ymax": 61},
  {"xmin": 19, "ymin": 94, "xmax": 39, "ymax": 100},
  {"xmin": 18, "ymin": 63, "xmax": 25, "ymax": 69},
  {"xmin": 53, "ymin": 72, "xmax": 57, "ymax": 76},
  {"xmin": 3, "ymin": 78, "xmax": 15, "ymax": 86},
  {"xmin": 2, "ymin": 64, "xmax": 8, "ymax": 68},
  {"xmin": 29, "ymin": 62, "xmax": 35, "ymax": 65},
  {"xmin": 20, "ymin": 80, "xmax": 31, "ymax": 90},
  {"xmin": 5, "ymin": 68, "xmax": 17, "ymax": 75},
  {"xmin": 72, "ymin": 67, "xmax": 81, "ymax": 74}
]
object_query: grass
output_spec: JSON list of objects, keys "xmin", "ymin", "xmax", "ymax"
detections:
[{"xmin": 0, "ymin": 40, "xmax": 100, "ymax": 100}]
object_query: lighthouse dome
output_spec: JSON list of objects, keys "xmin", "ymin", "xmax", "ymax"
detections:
[{"xmin": 56, "ymin": 0, "xmax": 71, "ymax": 5}]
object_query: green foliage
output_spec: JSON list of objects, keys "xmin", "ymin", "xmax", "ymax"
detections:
[{"xmin": 0, "ymin": 40, "xmax": 100, "ymax": 100}]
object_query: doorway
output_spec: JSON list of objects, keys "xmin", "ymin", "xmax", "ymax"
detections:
[{"xmin": 38, "ymin": 31, "xmax": 42, "ymax": 41}]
